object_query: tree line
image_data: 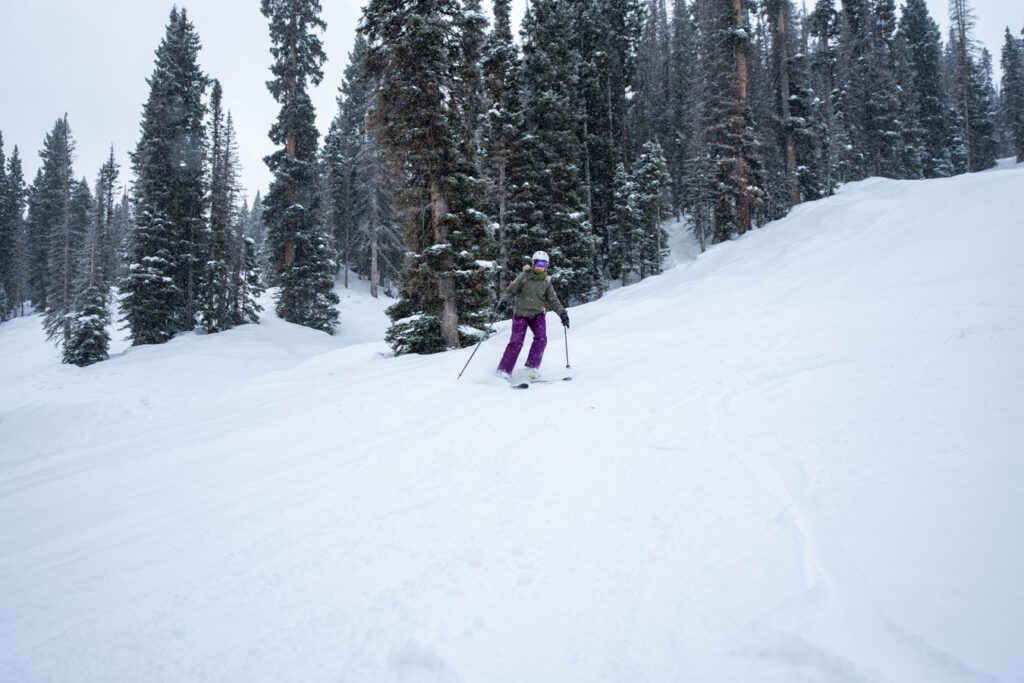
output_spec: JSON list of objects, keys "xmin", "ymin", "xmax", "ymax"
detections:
[{"xmin": 2, "ymin": 0, "xmax": 1022, "ymax": 362}]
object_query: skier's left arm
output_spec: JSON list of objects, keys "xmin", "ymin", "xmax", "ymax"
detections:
[{"xmin": 545, "ymin": 281, "xmax": 569, "ymax": 327}]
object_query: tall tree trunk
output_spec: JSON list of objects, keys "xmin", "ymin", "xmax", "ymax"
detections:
[
  {"xmin": 431, "ymin": 177, "xmax": 459, "ymax": 347},
  {"xmin": 773, "ymin": 0, "xmax": 800, "ymax": 205},
  {"xmin": 497, "ymin": 160, "xmax": 508, "ymax": 292},
  {"xmin": 732, "ymin": 0, "xmax": 752, "ymax": 234}
]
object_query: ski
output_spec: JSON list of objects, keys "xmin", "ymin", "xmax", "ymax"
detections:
[{"xmin": 510, "ymin": 377, "xmax": 572, "ymax": 389}]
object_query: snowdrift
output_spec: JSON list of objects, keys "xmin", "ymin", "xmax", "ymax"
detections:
[{"xmin": 2, "ymin": 162, "xmax": 1023, "ymax": 682}]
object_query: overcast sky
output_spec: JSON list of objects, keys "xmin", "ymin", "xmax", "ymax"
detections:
[{"xmin": 0, "ymin": 0, "xmax": 1019, "ymax": 205}]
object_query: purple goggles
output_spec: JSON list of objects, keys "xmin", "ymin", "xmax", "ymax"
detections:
[{"xmin": 533, "ymin": 260, "xmax": 548, "ymax": 269}]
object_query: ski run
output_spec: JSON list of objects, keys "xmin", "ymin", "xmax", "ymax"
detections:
[{"xmin": 2, "ymin": 161, "xmax": 1023, "ymax": 682}]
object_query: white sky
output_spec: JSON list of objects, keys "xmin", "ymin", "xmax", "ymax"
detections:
[{"xmin": 0, "ymin": 0, "xmax": 1018, "ymax": 204}]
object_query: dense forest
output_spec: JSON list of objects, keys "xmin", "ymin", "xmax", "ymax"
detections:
[{"xmin": 1, "ymin": 0, "xmax": 1022, "ymax": 361}]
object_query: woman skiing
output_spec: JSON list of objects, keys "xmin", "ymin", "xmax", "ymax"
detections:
[{"xmin": 495, "ymin": 251, "xmax": 570, "ymax": 381}]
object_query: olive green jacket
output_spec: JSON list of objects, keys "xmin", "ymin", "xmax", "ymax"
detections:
[{"xmin": 506, "ymin": 266, "xmax": 566, "ymax": 318}]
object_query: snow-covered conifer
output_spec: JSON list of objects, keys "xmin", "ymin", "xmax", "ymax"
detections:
[
  {"xmin": 123, "ymin": 8, "xmax": 208, "ymax": 345},
  {"xmin": 261, "ymin": 0, "xmax": 339, "ymax": 333}
]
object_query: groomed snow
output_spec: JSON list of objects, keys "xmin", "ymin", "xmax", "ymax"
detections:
[{"xmin": 2, "ymin": 162, "xmax": 1023, "ymax": 682}]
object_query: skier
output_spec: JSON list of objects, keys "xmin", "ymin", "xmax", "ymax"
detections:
[{"xmin": 495, "ymin": 251, "xmax": 570, "ymax": 381}]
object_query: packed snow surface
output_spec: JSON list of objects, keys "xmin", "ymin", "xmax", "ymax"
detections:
[{"xmin": 2, "ymin": 163, "xmax": 1023, "ymax": 682}]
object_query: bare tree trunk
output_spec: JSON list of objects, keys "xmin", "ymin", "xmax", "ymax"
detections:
[
  {"xmin": 732, "ymin": 0, "xmax": 752, "ymax": 235},
  {"xmin": 497, "ymin": 160, "xmax": 509, "ymax": 292},
  {"xmin": 370, "ymin": 237, "xmax": 379, "ymax": 299},
  {"xmin": 431, "ymin": 177, "xmax": 459, "ymax": 347},
  {"xmin": 773, "ymin": 0, "xmax": 799, "ymax": 205}
]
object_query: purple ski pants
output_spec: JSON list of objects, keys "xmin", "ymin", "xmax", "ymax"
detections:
[{"xmin": 497, "ymin": 313, "xmax": 547, "ymax": 373}]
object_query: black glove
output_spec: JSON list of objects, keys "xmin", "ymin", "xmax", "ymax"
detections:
[
  {"xmin": 497, "ymin": 300, "xmax": 509, "ymax": 315},
  {"xmin": 559, "ymin": 310, "xmax": 570, "ymax": 328}
]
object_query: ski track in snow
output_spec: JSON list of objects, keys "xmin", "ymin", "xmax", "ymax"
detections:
[{"xmin": 2, "ymin": 166, "xmax": 1024, "ymax": 681}]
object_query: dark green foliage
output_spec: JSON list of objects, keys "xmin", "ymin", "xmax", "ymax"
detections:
[
  {"xmin": 1000, "ymin": 28, "xmax": 1024, "ymax": 162},
  {"xmin": 947, "ymin": 0, "xmax": 996, "ymax": 172},
  {"xmin": 0, "ymin": 135, "xmax": 25, "ymax": 319},
  {"xmin": 123, "ymin": 8, "xmax": 208, "ymax": 345},
  {"xmin": 697, "ymin": 0, "xmax": 765, "ymax": 242},
  {"xmin": 632, "ymin": 142, "xmax": 671, "ymax": 277},
  {"xmin": 361, "ymin": 0, "xmax": 495, "ymax": 354},
  {"xmin": 262, "ymin": 0, "xmax": 339, "ymax": 333},
  {"xmin": 514, "ymin": 0, "xmax": 595, "ymax": 303},
  {"xmin": 481, "ymin": 0, "xmax": 529, "ymax": 291}
]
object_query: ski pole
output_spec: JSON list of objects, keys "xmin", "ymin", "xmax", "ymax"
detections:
[
  {"xmin": 564, "ymin": 323, "xmax": 570, "ymax": 369},
  {"xmin": 457, "ymin": 308, "xmax": 500, "ymax": 380}
]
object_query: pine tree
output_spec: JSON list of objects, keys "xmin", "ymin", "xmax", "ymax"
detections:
[
  {"xmin": 45, "ymin": 176, "xmax": 91, "ymax": 347},
  {"xmin": 864, "ymin": 0, "xmax": 903, "ymax": 177},
  {"xmin": 1000, "ymin": 27, "xmax": 1024, "ymax": 162},
  {"xmin": 634, "ymin": 0, "xmax": 673, "ymax": 152},
  {"xmin": 516, "ymin": 0, "xmax": 596, "ymax": 302},
  {"xmin": 123, "ymin": 8, "xmax": 209, "ymax": 345},
  {"xmin": 667, "ymin": 0, "xmax": 703, "ymax": 216},
  {"xmin": 362, "ymin": 0, "xmax": 495, "ymax": 354},
  {"xmin": 698, "ymin": 0, "xmax": 765, "ymax": 241},
  {"xmin": 948, "ymin": 0, "xmax": 996, "ymax": 172},
  {"xmin": 807, "ymin": 0, "xmax": 840, "ymax": 193},
  {"xmin": 633, "ymin": 141, "xmax": 671, "ymax": 278},
  {"xmin": 323, "ymin": 33, "xmax": 372, "ymax": 289},
  {"xmin": 607, "ymin": 162, "xmax": 640, "ymax": 285},
  {"xmin": 354, "ymin": 126, "xmax": 404, "ymax": 299},
  {"xmin": 64, "ymin": 160, "xmax": 117, "ymax": 367},
  {"xmin": 897, "ymin": 0, "xmax": 957, "ymax": 177},
  {"xmin": 224, "ymin": 112, "xmax": 263, "ymax": 326},
  {"xmin": 32, "ymin": 117, "xmax": 78, "ymax": 343},
  {"xmin": 198, "ymin": 80, "xmax": 234, "ymax": 332},
  {"xmin": 481, "ymin": 0, "xmax": 528, "ymax": 291},
  {"xmin": 1, "ymin": 145, "xmax": 28, "ymax": 318},
  {"xmin": 0, "ymin": 133, "xmax": 11, "ymax": 319},
  {"xmin": 572, "ymin": 0, "xmax": 643, "ymax": 281},
  {"xmin": 261, "ymin": 0, "xmax": 339, "ymax": 333},
  {"xmin": 94, "ymin": 148, "xmax": 120, "ymax": 287}
]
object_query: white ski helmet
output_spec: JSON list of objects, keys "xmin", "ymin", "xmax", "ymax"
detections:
[{"xmin": 532, "ymin": 250, "xmax": 550, "ymax": 264}]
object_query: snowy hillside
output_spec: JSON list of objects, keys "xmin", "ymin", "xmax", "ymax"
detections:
[{"xmin": 2, "ymin": 163, "xmax": 1023, "ymax": 682}]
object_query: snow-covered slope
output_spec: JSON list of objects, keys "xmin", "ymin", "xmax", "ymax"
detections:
[{"xmin": 2, "ymin": 163, "xmax": 1022, "ymax": 682}]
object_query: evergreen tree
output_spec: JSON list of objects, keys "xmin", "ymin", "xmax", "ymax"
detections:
[
  {"xmin": 362, "ymin": 0, "xmax": 495, "ymax": 353},
  {"xmin": 807, "ymin": 0, "xmax": 840, "ymax": 193},
  {"xmin": 65, "ymin": 159, "xmax": 117, "ymax": 367},
  {"xmin": 0, "ymin": 133, "xmax": 11, "ymax": 319},
  {"xmin": 607, "ymin": 162, "xmax": 640, "ymax": 285},
  {"xmin": 697, "ymin": 0, "xmax": 765, "ymax": 241},
  {"xmin": 897, "ymin": 0, "xmax": 957, "ymax": 177},
  {"xmin": 45, "ymin": 176, "xmax": 91, "ymax": 347},
  {"xmin": 243, "ymin": 191, "xmax": 268, "ymax": 270},
  {"xmin": 864, "ymin": 0, "xmax": 903, "ymax": 177},
  {"xmin": 224, "ymin": 112, "xmax": 263, "ymax": 326},
  {"xmin": 516, "ymin": 0, "xmax": 596, "ymax": 302},
  {"xmin": 481, "ymin": 0, "xmax": 528, "ymax": 291},
  {"xmin": 123, "ymin": 8, "xmax": 209, "ymax": 345},
  {"xmin": 32, "ymin": 117, "xmax": 78, "ymax": 342},
  {"xmin": 198, "ymin": 80, "xmax": 234, "ymax": 332},
  {"xmin": 1, "ymin": 144, "xmax": 28, "ymax": 318},
  {"xmin": 634, "ymin": 0, "xmax": 673, "ymax": 152},
  {"xmin": 261, "ymin": 0, "xmax": 339, "ymax": 333},
  {"xmin": 109, "ymin": 190, "xmax": 133, "ymax": 283},
  {"xmin": 667, "ymin": 0, "xmax": 703, "ymax": 216},
  {"xmin": 948, "ymin": 0, "xmax": 997, "ymax": 172},
  {"xmin": 632, "ymin": 141, "xmax": 671, "ymax": 278},
  {"xmin": 94, "ymin": 148, "xmax": 120, "ymax": 287},
  {"xmin": 353, "ymin": 124, "xmax": 405, "ymax": 299},
  {"xmin": 572, "ymin": 0, "xmax": 643, "ymax": 281},
  {"xmin": 323, "ymin": 33, "xmax": 372, "ymax": 289},
  {"xmin": 1000, "ymin": 27, "xmax": 1024, "ymax": 162}
]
